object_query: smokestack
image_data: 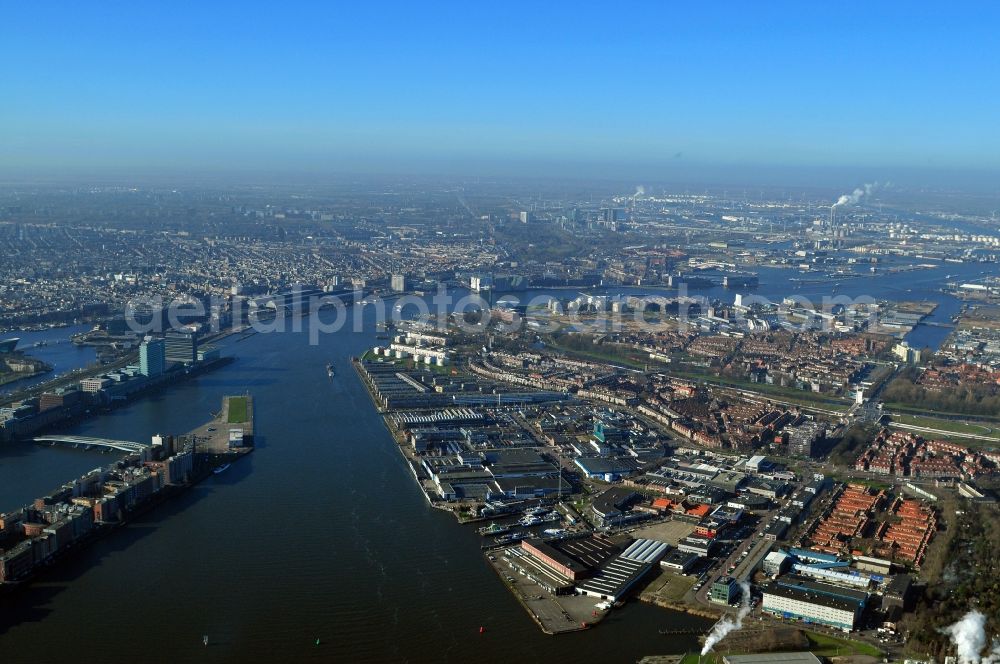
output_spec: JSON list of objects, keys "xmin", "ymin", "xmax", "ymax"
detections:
[{"xmin": 830, "ymin": 206, "xmax": 835, "ymax": 228}]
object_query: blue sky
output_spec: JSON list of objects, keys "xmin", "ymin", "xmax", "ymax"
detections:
[{"xmin": 2, "ymin": 2, "xmax": 999, "ymax": 182}]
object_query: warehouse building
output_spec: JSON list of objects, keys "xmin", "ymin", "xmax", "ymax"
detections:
[
  {"xmin": 762, "ymin": 577, "xmax": 867, "ymax": 632},
  {"xmin": 520, "ymin": 535, "xmax": 619, "ymax": 582},
  {"xmin": 677, "ymin": 534, "xmax": 718, "ymax": 557},
  {"xmin": 590, "ymin": 487, "xmax": 641, "ymax": 526},
  {"xmin": 576, "ymin": 539, "xmax": 668, "ymax": 602},
  {"xmin": 723, "ymin": 654, "xmax": 820, "ymax": 664},
  {"xmin": 763, "ymin": 551, "xmax": 792, "ymax": 576},
  {"xmin": 660, "ymin": 549, "xmax": 699, "ymax": 574}
]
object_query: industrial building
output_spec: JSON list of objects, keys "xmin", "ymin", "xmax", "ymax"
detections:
[
  {"xmin": 660, "ymin": 549, "xmax": 699, "ymax": 574},
  {"xmin": 677, "ymin": 534, "xmax": 717, "ymax": 557},
  {"xmin": 710, "ymin": 576, "xmax": 740, "ymax": 604},
  {"xmin": 882, "ymin": 573, "xmax": 915, "ymax": 614},
  {"xmin": 574, "ymin": 456, "xmax": 640, "ymax": 482},
  {"xmin": 763, "ymin": 550, "xmax": 792, "ymax": 576},
  {"xmin": 576, "ymin": 538, "xmax": 669, "ymax": 602},
  {"xmin": 723, "ymin": 654, "xmax": 821, "ymax": 664},
  {"xmin": 589, "ymin": 487, "xmax": 642, "ymax": 526},
  {"xmin": 520, "ymin": 535, "xmax": 620, "ymax": 582},
  {"xmin": 762, "ymin": 576, "xmax": 867, "ymax": 632}
]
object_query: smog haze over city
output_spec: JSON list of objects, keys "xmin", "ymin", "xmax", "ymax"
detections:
[{"xmin": 2, "ymin": 3, "xmax": 1000, "ymax": 664}]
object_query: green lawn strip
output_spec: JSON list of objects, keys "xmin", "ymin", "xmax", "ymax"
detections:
[
  {"xmin": 805, "ymin": 630, "xmax": 882, "ymax": 657},
  {"xmin": 889, "ymin": 412, "xmax": 1000, "ymax": 438},
  {"xmin": 227, "ymin": 396, "xmax": 248, "ymax": 423}
]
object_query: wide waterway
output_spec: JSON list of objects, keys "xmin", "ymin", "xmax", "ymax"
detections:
[
  {"xmin": 0, "ymin": 303, "xmax": 712, "ymax": 662},
  {"xmin": 0, "ymin": 324, "xmax": 98, "ymax": 398},
  {"xmin": 1, "ymin": 260, "xmax": 992, "ymax": 660}
]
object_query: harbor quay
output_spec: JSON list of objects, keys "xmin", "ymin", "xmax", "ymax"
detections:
[
  {"xmin": 352, "ymin": 348, "xmax": 698, "ymax": 636},
  {"xmin": 0, "ymin": 354, "xmax": 234, "ymax": 444},
  {"xmin": 0, "ymin": 395, "xmax": 254, "ymax": 588},
  {"xmin": 347, "ymin": 310, "xmax": 950, "ymax": 658}
]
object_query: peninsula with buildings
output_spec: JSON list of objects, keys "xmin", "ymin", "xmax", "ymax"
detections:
[{"xmin": 0, "ymin": 395, "xmax": 253, "ymax": 587}]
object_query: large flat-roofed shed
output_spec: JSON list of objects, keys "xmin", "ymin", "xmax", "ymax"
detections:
[{"xmin": 520, "ymin": 535, "xmax": 620, "ymax": 581}]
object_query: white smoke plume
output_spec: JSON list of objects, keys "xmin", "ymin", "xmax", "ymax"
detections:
[
  {"xmin": 634, "ymin": 185, "xmax": 646, "ymax": 198},
  {"xmin": 942, "ymin": 610, "xmax": 1000, "ymax": 664},
  {"xmin": 701, "ymin": 581, "xmax": 751, "ymax": 655},
  {"xmin": 834, "ymin": 182, "xmax": 877, "ymax": 207}
]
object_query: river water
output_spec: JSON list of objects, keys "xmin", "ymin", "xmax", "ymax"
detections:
[
  {"xmin": 0, "ymin": 303, "xmax": 710, "ymax": 662},
  {"xmin": 0, "ymin": 325, "xmax": 97, "ymax": 398},
  {"xmin": 1, "ymin": 259, "xmax": 994, "ymax": 660}
]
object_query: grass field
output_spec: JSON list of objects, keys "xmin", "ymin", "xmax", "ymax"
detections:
[
  {"xmin": 889, "ymin": 412, "xmax": 1000, "ymax": 440},
  {"xmin": 227, "ymin": 396, "xmax": 248, "ymax": 423},
  {"xmin": 805, "ymin": 631, "xmax": 882, "ymax": 657},
  {"xmin": 884, "ymin": 401, "xmax": 1000, "ymax": 424},
  {"xmin": 665, "ymin": 366, "xmax": 852, "ymax": 411},
  {"xmin": 640, "ymin": 570, "xmax": 697, "ymax": 603},
  {"xmin": 546, "ymin": 338, "xmax": 648, "ymax": 369}
]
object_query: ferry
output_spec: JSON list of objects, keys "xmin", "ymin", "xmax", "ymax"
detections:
[{"xmin": 212, "ymin": 463, "xmax": 231, "ymax": 475}]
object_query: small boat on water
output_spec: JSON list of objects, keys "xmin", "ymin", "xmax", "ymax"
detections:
[
  {"xmin": 477, "ymin": 522, "xmax": 510, "ymax": 536},
  {"xmin": 495, "ymin": 531, "xmax": 529, "ymax": 545},
  {"xmin": 326, "ymin": 363, "xmax": 335, "ymax": 377},
  {"xmin": 212, "ymin": 463, "xmax": 231, "ymax": 475}
]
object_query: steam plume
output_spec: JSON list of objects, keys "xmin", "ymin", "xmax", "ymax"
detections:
[
  {"xmin": 834, "ymin": 182, "xmax": 878, "ymax": 207},
  {"xmin": 942, "ymin": 610, "xmax": 1000, "ymax": 664},
  {"xmin": 701, "ymin": 581, "xmax": 751, "ymax": 655},
  {"xmin": 634, "ymin": 185, "xmax": 646, "ymax": 198}
]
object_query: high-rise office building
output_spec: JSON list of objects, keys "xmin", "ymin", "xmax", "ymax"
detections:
[
  {"xmin": 139, "ymin": 338, "xmax": 166, "ymax": 376},
  {"xmin": 391, "ymin": 274, "xmax": 406, "ymax": 292},
  {"xmin": 164, "ymin": 330, "xmax": 197, "ymax": 366}
]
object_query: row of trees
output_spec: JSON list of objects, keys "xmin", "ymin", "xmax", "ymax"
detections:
[
  {"xmin": 902, "ymin": 502, "xmax": 1000, "ymax": 659},
  {"xmin": 883, "ymin": 373, "xmax": 1000, "ymax": 417}
]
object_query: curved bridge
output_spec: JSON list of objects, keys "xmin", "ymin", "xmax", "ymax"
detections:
[{"xmin": 34, "ymin": 435, "xmax": 149, "ymax": 454}]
